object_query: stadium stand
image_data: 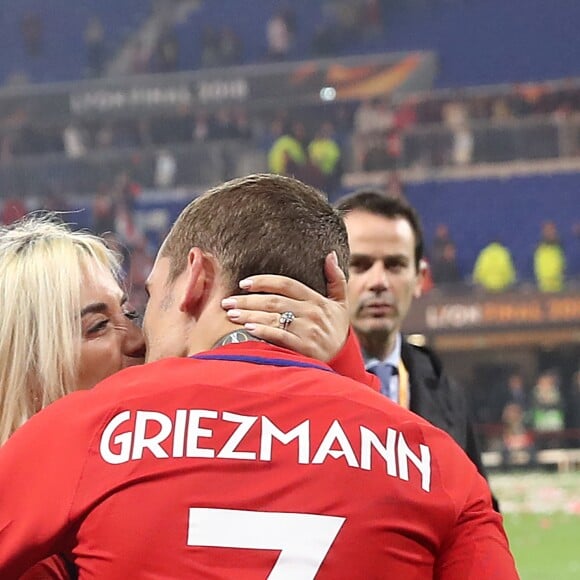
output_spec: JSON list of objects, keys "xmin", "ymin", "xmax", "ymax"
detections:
[
  {"xmin": 392, "ymin": 173, "xmax": 580, "ymax": 282},
  {"xmin": 173, "ymin": 0, "xmax": 580, "ymax": 86},
  {"xmin": 0, "ymin": 0, "xmax": 149, "ymax": 84}
]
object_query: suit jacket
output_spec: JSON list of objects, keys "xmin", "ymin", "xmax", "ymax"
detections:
[{"xmin": 401, "ymin": 340, "xmax": 500, "ymax": 512}]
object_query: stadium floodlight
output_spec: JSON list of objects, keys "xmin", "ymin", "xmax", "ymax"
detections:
[{"xmin": 319, "ymin": 87, "xmax": 337, "ymax": 101}]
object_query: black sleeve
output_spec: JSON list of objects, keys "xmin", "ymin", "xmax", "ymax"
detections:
[
  {"xmin": 464, "ymin": 412, "xmax": 500, "ymax": 512},
  {"xmin": 404, "ymin": 342, "xmax": 501, "ymax": 512},
  {"xmin": 444, "ymin": 373, "xmax": 500, "ymax": 513}
]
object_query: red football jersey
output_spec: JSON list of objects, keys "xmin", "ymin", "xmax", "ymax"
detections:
[
  {"xmin": 0, "ymin": 343, "xmax": 517, "ymax": 579},
  {"xmin": 18, "ymin": 555, "xmax": 73, "ymax": 579}
]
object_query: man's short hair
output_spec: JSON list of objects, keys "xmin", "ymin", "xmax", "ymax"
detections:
[
  {"xmin": 161, "ymin": 173, "xmax": 350, "ymax": 295},
  {"xmin": 335, "ymin": 190, "xmax": 424, "ymax": 270}
]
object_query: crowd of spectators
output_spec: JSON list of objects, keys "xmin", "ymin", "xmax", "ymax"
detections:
[
  {"xmin": 354, "ymin": 81, "xmax": 580, "ymax": 171},
  {"xmin": 198, "ymin": 26, "xmax": 244, "ymax": 69},
  {"xmin": 180, "ymin": 0, "xmax": 386, "ymax": 70},
  {"xmin": 424, "ymin": 219, "xmax": 575, "ymax": 294},
  {"xmin": 113, "ymin": 0, "xmax": 386, "ymax": 77},
  {"xmin": 399, "ymin": 82, "xmax": 580, "ymax": 127},
  {"xmin": 0, "ymin": 107, "xmax": 255, "ymax": 162},
  {"xmin": 473, "ymin": 365, "xmax": 580, "ymax": 468},
  {"xmin": 0, "ymin": 176, "xmax": 576, "ymax": 321},
  {"xmin": 9, "ymin": 11, "xmax": 117, "ymax": 85},
  {"xmin": 312, "ymin": 0, "xmax": 386, "ymax": 57},
  {"xmin": 0, "ymin": 101, "xmax": 353, "ymax": 195},
  {"xmin": 3, "ymin": 80, "xmax": 579, "ymax": 179},
  {"xmin": 266, "ymin": 119, "xmax": 343, "ymax": 196}
]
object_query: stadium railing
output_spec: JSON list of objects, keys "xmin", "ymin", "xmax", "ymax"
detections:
[{"xmin": 483, "ymin": 448, "xmax": 580, "ymax": 473}]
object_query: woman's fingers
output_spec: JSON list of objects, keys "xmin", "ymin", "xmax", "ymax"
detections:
[
  {"xmin": 221, "ymin": 295, "xmax": 302, "ymax": 316},
  {"xmin": 238, "ymin": 274, "xmax": 323, "ymax": 304},
  {"xmin": 241, "ymin": 323, "xmax": 302, "ymax": 352},
  {"xmin": 224, "ymin": 308, "xmax": 281, "ymax": 329},
  {"xmin": 236, "ymin": 252, "xmax": 347, "ymax": 306},
  {"xmin": 242, "ymin": 317, "xmax": 333, "ymax": 362}
]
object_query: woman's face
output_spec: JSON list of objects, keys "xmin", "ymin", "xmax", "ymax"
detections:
[{"xmin": 77, "ymin": 266, "xmax": 146, "ymax": 390}]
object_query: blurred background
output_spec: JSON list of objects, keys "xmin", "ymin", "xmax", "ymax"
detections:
[{"xmin": 0, "ymin": 1, "xmax": 578, "ymax": 576}]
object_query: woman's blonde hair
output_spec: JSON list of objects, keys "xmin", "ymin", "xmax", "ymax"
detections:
[{"xmin": 0, "ymin": 215, "xmax": 122, "ymax": 445}]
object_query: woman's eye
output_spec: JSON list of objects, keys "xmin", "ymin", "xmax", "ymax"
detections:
[{"xmin": 88, "ymin": 319, "xmax": 109, "ymax": 334}]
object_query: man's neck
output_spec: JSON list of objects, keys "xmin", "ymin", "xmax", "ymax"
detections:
[
  {"xmin": 358, "ymin": 330, "xmax": 397, "ymax": 361},
  {"xmin": 213, "ymin": 329, "xmax": 265, "ymax": 348},
  {"xmin": 185, "ymin": 299, "xmax": 255, "ymax": 356}
]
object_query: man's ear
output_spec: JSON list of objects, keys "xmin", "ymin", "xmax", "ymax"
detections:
[
  {"xmin": 414, "ymin": 258, "xmax": 428, "ymax": 299},
  {"xmin": 180, "ymin": 247, "xmax": 212, "ymax": 314}
]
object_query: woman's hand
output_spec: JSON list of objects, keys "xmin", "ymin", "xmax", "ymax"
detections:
[{"xmin": 220, "ymin": 252, "xmax": 349, "ymax": 362}]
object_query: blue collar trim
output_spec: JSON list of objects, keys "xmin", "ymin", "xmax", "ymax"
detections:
[{"xmin": 191, "ymin": 353, "xmax": 334, "ymax": 373}]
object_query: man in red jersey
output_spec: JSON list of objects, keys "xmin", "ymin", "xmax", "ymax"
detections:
[{"xmin": 0, "ymin": 174, "xmax": 518, "ymax": 579}]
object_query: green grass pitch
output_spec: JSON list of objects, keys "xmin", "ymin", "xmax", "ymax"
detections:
[{"xmin": 490, "ymin": 471, "xmax": 580, "ymax": 579}]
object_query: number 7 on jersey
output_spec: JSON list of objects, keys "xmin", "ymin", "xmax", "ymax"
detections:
[{"xmin": 187, "ymin": 508, "xmax": 345, "ymax": 579}]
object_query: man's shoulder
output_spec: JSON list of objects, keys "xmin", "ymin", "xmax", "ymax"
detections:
[
  {"xmin": 321, "ymin": 369, "xmax": 446, "ymax": 434},
  {"xmin": 34, "ymin": 360, "xmax": 187, "ymax": 423},
  {"xmin": 401, "ymin": 339, "xmax": 433, "ymax": 360},
  {"xmin": 93, "ymin": 358, "xmax": 187, "ymax": 390},
  {"xmin": 401, "ymin": 339, "xmax": 444, "ymax": 379},
  {"xmin": 401, "ymin": 339, "xmax": 466, "ymax": 405}
]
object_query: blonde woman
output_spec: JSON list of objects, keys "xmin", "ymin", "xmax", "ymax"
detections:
[
  {"xmin": 0, "ymin": 216, "xmax": 146, "ymax": 446},
  {"xmin": 0, "ymin": 214, "xmax": 370, "ymax": 578},
  {"xmin": 0, "ymin": 216, "xmax": 144, "ymax": 578}
]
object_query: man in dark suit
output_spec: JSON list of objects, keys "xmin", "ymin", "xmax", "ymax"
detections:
[{"xmin": 336, "ymin": 190, "xmax": 497, "ymax": 509}]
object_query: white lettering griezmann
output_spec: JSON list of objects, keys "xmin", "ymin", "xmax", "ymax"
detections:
[{"xmin": 100, "ymin": 410, "xmax": 432, "ymax": 492}]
